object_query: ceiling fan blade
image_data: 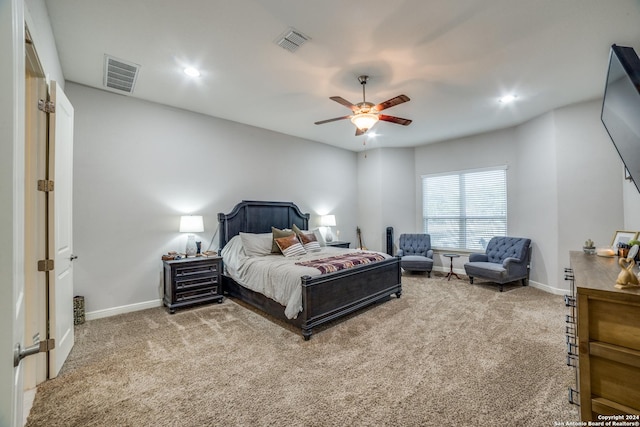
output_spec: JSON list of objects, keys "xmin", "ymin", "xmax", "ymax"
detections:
[
  {"xmin": 374, "ymin": 95, "xmax": 410, "ymax": 112},
  {"xmin": 314, "ymin": 115, "xmax": 352, "ymax": 125},
  {"xmin": 379, "ymin": 114, "xmax": 412, "ymax": 126},
  {"xmin": 330, "ymin": 96, "xmax": 358, "ymax": 112}
]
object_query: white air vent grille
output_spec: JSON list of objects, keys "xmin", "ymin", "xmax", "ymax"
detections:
[
  {"xmin": 104, "ymin": 55, "xmax": 140, "ymax": 94},
  {"xmin": 275, "ymin": 28, "xmax": 310, "ymax": 53}
]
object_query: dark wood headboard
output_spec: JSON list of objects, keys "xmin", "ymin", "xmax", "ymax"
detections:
[{"xmin": 217, "ymin": 200, "xmax": 310, "ymax": 249}]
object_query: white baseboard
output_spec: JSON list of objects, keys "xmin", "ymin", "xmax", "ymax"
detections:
[
  {"xmin": 431, "ymin": 267, "xmax": 568, "ymax": 295},
  {"xmin": 528, "ymin": 280, "xmax": 568, "ymax": 295},
  {"xmin": 85, "ymin": 299, "xmax": 163, "ymax": 321}
]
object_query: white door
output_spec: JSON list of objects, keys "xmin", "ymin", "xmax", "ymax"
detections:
[
  {"xmin": 1, "ymin": 1, "xmax": 26, "ymax": 425},
  {"xmin": 48, "ymin": 81, "xmax": 75, "ymax": 377}
]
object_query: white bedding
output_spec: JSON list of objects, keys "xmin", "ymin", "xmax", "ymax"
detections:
[{"xmin": 221, "ymin": 234, "xmax": 390, "ymax": 319}]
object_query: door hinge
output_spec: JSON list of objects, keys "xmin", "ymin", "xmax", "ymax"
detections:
[
  {"xmin": 37, "ymin": 180, "xmax": 54, "ymax": 192},
  {"xmin": 37, "ymin": 259, "xmax": 54, "ymax": 271},
  {"xmin": 38, "ymin": 99, "xmax": 55, "ymax": 114}
]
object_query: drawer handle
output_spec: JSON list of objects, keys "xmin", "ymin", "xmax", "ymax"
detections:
[
  {"xmin": 566, "ymin": 355, "xmax": 578, "ymax": 368},
  {"xmin": 564, "ymin": 295, "xmax": 576, "ymax": 307},
  {"xmin": 568, "ymin": 387, "xmax": 580, "ymax": 406},
  {"xmin": 565, "ymin": 325, "xmax": 575, "ymax": 336},
  {"xmin": 567, "ymin": 342, "xmax": 578, "ymax": 357}
]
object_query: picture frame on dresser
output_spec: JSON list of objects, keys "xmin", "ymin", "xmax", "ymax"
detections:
[{"xmin": 610, "ymin": 230, "xmax": 638, "ymax": 249}]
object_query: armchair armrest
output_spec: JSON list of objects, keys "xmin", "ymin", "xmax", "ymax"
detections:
[
  {"xmin": 502, "ymin": 257, "xmax": 523, "ymax": 268},
  {"xmin": 397, "ymin": 249, "xmax": 405, "ymax": 257},
  {"xmin": 503, "ymin": 256, "xmax": 529, "ymax": 279},
  {"xmin": 468, "ymin": 253, "xmax": 488, "ymax": 262},
  {"xmin": 426, "ymin": 249, "xmax": 433, "ymax": 259}
]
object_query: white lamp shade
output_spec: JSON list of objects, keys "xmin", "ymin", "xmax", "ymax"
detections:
[
  {"xmin": 179, "ymin": 215, "xmax": 204, "ymax": 233},
  {"xmin": 320, "ymin": 215, "xmax": 336, "ymax": 227}
]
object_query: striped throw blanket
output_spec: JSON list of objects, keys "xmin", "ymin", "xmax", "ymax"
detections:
[{"xmin": 295, "ymin": 252, "xmax": 386, "ymax": 274}]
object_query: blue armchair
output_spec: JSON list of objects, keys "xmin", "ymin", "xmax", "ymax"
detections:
[
  {"xmin": 463, "ymin": 236, "xmax": 532, "ymax": 292},
  {"xmin": 397, "ymin": 234, "xmax": 434, "ymax": 277}
]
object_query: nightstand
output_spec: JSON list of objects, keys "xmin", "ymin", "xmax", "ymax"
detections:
[
  {"xmin": 163, "ymin": 256, "xmax": 223, "ymax": 313},
  {"xmin": 325, "ymin": 241, "xmax": 350, "ymax": 248}
]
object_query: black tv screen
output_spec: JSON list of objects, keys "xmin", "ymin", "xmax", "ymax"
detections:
[{"xmin": 601, "ymin": 44, "xmax": 640, "ymax": 193}]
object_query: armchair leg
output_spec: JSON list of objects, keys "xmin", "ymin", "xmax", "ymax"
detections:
[
  {"xmin": 427, "ymin": 271, "xmax": 431, "ymax": 278},
  {"xmin": 499, "ymin": 284, "xmax": 504, "ymax": 292},
  {"xmin": 469, "ymin": 277, "xmax": 474, "ymax": 284}
]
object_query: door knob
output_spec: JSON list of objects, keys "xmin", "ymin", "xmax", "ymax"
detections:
[{"xmin": 14, "ymin": 333, "xmax": 55, "ymax": 367}]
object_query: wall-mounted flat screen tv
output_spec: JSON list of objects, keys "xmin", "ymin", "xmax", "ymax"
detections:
[{"xmin": 601, "ymin": 44, "xmax": 640, "ymax": 193}]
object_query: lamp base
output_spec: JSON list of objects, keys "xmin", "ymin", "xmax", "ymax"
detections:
[
  {"xmin": 324, "ymin": 227, "xmax": 334, "ymax": 242},
  {"xmin": 185, "ymin": 235, "xmax": 197, "ymax": 258}
]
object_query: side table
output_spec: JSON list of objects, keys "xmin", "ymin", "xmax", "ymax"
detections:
[
  {"xmin": 443, "ymin": 253, "xmax": 461, "ymax": 281},
  {"xmin": 163, "ymin": 256, "xmax": 223, "ymax": 313},
  {"xmin": 325, "ymin": 241, "xmax": 350, "ymax": 248}
]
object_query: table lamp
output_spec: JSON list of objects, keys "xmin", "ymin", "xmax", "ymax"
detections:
[
  {"xmin": 320, "ymin": 215, "xmax": 336, "ymax": 242},
  {"xmin": 179, "ymin": 215, "xmax": 204, "ymax": 257}
]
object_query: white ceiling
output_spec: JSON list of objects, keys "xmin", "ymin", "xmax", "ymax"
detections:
[{"xmin": 45, "ymin": 0, "xmax": 640, "ymax": 152}]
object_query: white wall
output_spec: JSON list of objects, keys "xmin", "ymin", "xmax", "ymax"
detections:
[
  {"xmin": 555, "ymin": 100, "xmax": 623, "ymax": 287},
  {"xmin": 356, "ymin": 147, "xmax": 415, "ymax": 253},
  {"xmin": 406, "ymin": 100, "xmax": 624, "ymax": 292},
  {"xmin": 623, "ymin": 176, "xmax": 640, "ymax": 229},
  {"xmin": 413, "ymin": 127, "xmax": 518, "ymax": 273},
  {"xmin": 513, "ymin": 112, "xmax": 558, "ymax": 288},
  {"xmin": 67, "ymin": 82, "xmax": 358, "ymax": 314}
]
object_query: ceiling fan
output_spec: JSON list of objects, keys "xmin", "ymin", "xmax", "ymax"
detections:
[{"xmin": 314, "ymin": 75, "xmax": 412, "ymax": 136}]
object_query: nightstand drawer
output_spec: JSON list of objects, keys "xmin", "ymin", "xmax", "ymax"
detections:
[
  {"xmin": 175, "ymin": 275, "xmax": 218, "ymax": 292},
  {"xmin": 175, "ymin": 287, "xmax": 219, "ymax": 303},
  {"xmin": 174, "ymin": 262, "xmax": 219, "ymax": 277}
]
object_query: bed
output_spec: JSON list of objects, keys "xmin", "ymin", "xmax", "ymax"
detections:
[{"xmin": 218, "ymin": 200, "xmax": 402, "ymax": 340}]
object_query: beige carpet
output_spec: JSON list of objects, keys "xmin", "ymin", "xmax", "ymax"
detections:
[{"xmin": 26, "ymin": 274, "xmax": 579, "ymax": 426}]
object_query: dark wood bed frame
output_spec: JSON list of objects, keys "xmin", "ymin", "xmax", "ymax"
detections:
[{"xmin": 218, "ymin": 200, "xmax": 402, "ymax": 340}]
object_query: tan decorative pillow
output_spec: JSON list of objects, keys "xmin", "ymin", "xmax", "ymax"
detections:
[
  {"xmin": 274, "ymin": 234, "xmax": 306, "ymax": 257},
  {"xmin": 271, "ymin": 227, "xmax": 295, "ymax": 253}
]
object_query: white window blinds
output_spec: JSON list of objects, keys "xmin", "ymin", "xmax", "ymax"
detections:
[{"xmin": 422, "ymin": 166, "xmax": 507, "ymax": 250}]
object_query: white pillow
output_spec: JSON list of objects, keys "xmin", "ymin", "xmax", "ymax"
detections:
[
  {"xmin": 239, "ymin": 232, "xmax": 273, "ymax": 257},
  {"xmin": 312, "ymin": 228, "xmax": 326, "ymax": 247}
]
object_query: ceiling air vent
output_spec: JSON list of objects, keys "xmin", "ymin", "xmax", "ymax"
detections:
[
  {"xmin": 275, "ymin": 27, "xmax": 310, "ymax": 53},
  {"xmin": 103, "ymin": 55, "xmax": 140, "ymax": 94}
]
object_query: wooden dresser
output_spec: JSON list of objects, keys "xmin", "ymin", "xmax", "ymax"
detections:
[{"xmin": 570, "ymin": 251, "xmax": 640, "ymax": 420}]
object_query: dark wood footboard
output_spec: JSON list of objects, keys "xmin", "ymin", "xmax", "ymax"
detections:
[
  {"xmin": 300, "ymin": 256, "xmax": 401, "ymax": 339},
  {"xmin": 222, "ymin": 256, "xmax": 401, "ymax": 340}
]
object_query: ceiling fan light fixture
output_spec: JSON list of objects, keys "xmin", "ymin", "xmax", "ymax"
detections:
[{"xmin": 351, "ymin": 113, "xmax": 379, "ymax": 131}]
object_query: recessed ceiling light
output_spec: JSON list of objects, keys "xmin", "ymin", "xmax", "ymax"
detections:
[
  {"xmin": 184, "ymin": 67, "xmax": 200, "ymax": 77},
  {"xmin": 498, "ymin": 94, "xmax": 517, "ymax": 104}
]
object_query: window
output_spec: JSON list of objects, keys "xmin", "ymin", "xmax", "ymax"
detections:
[{"xmin": 422, "ymin": 166, "xmax": 507, "ymax": 250}]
